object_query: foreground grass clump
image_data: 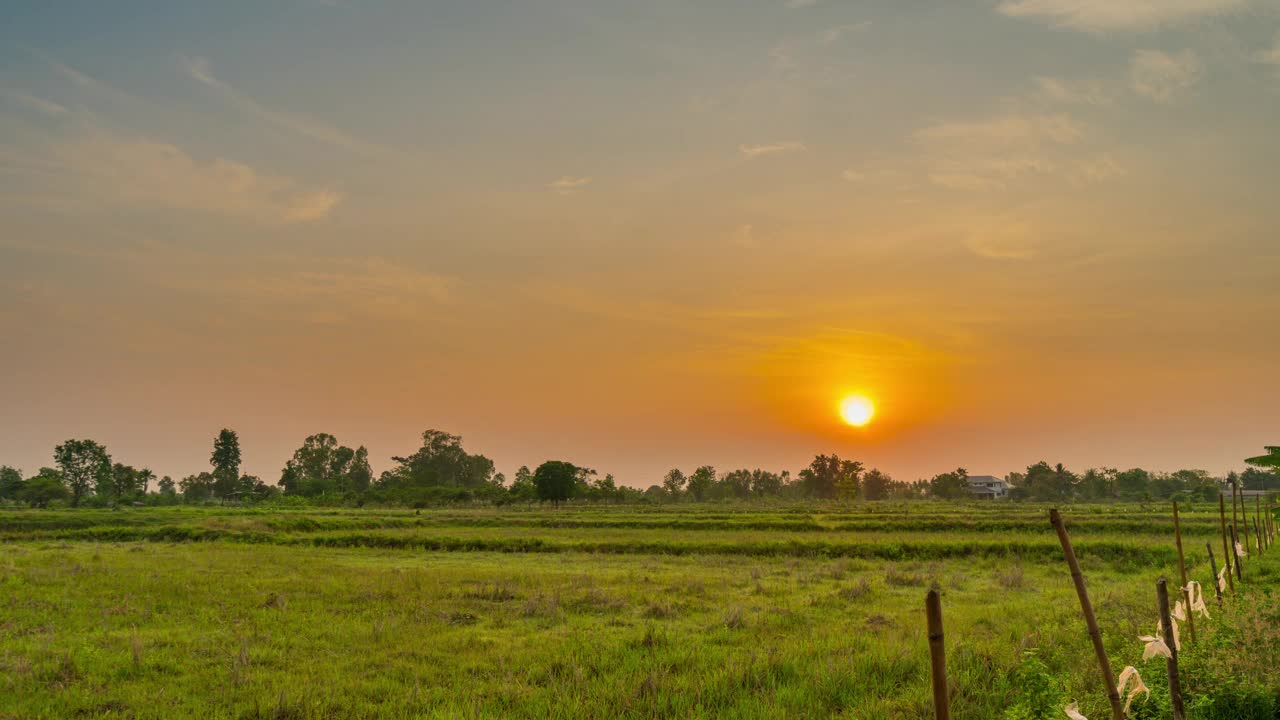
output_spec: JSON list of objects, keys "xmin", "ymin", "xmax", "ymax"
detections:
[{"xmin": 0, "ymin": 503, "xmax": 1276, "ymax": 718}]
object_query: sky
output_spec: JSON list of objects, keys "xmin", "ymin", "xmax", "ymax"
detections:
[{"xmin": 2, "ymin": 0, "xmax": 1280, "ymax": 487}]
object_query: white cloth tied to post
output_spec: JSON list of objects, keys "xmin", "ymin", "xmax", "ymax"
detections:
[
  {"xmin": 1155, "ymin": 616, "xmax": 1181, "ymax": 652},
  {"xmin": 1140, "ymin": 634, "xmax": 1172, "ymax": 660},
  {"xmin": 1117, "ymin": 666, "xmax": 1150, "ymax": 714},
  {"xmin": 1184, "ymin": 581, "xmax": 1210, "ymax": 619},
  {"xmin": 1063, "ymin": 667, "xmax": 1152, "ymax": 718}
]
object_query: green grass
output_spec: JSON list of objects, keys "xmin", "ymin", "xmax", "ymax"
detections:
[{"xmin": 0, "ymin": 503, "xmax": 1276, "ymax": 719}]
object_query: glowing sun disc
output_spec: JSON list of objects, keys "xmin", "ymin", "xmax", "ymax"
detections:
[{"xmin": 839, "ymin": 395, "xmax": 875, "ymax": 427}]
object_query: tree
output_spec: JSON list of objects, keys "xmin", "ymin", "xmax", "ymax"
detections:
[
  {"xmin": 0, "ymin": 465, "xmax": 24, "ymax": 501},
  {"xmin": 1241, "ymin": 467, "xmax": 1280, "ymax": 491},
  {"xmin": 534, "ymin": 461, "xmax": 578, "ymax": 506},
  {"xmin": 136, "ymin": 468, "xmax": 155, "ymax": 496},
  {"xmin": 861, "ymin": 469, "xmax": 892, "ymax": 501},
  {"xmin": 1114, "ymin": 468, "xmax": 1152, "ymax": 500},
  {"xmin": 799, "ymin": 455, "xmax": 863, "ymax": 499},
  {"xmin": 179, "ymin": 472, "xmax": 216, "ymax": 502},
  {"xmin": 928, "ymin": 468, "xmax": 970, "ymax": 500},
  {"xmin": 509, "ymin": 465, "xmax": 537, "ymax": 502},
  {"xmin": 1079, "ymin": 468, "xmax": 1116, "ymax": 501},
  {"xmin": 20, "ymin": 475, "xmax": 69, "ymax": 507},
  {"xmin": 718, "ymin": 469, "xmax": 754, "ymax": 500},
  {"xmin": 210, "ymin": 429, "xmax": 243, "ymax": 499},
  {"xmin": 157, "ymin": 476, "xmax": 176, "ymax": 496},
  {"xmin": 280, "ymin": 434, "xmax": 374, "ymax": 497},
  {"xmin": 749, "ymin": 469, "xmax": 785, "ymax": 498},
  {"xmin": 662, "ymin": 469, "xmax": 686, "ymax": 498},
  {"xmin": 381, "ymin": 430, "xmax": 495, "ymax": 491},
  {"xmin": 686, "ymin": 466, "xmax": 716, "ymax": 502},
  {"xmin": 54, "ymin": 439, "xmax": 112, "ymax": 506},
  {"xmin": 109, "ymin": 463, "xmax": 149, "ymax": 501}
]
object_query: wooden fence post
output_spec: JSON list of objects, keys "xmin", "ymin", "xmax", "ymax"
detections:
[
  {"xmin": 1231, "ymin": 523, "xmax": 1244, "ymax": 581},
  {"xmin": 1238, "ymin": 482, "xmax": 1251, "ymax": 556},
  {"xmin": 1050, "ymin": 509, "xmax": 1125, "ymax": 720},
  {"xmin": 1219, "ymin": 493, "xmax": 1235, "ymax": 596},
  {"xmin": 1157, "ymin": 578, "xmax": 1186, "ymax": 720},
  {"xmin": 1206, "ymin": 542, "xmax": 1223, "ymax": 607},
  {"xmin": 1257, "ymin": 497, "xmax": 1265, "ymax": 551},
  {"xmin": 925, "ymin": 590, "xmax": 950, "ymax": 720},
  {"xmin": 1172, "ymin": 501, "xmax": 1196, "ymax": 643},
  {"xmin": 1255, "ymin": 518, "xmax": 1262, "ymax": 555}
]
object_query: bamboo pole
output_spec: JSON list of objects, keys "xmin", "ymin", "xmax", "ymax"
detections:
[
  {"xmin": 1255, "ymin": 518, "xmax": 1262, "ymax": 555},
  {"xmin": 1218, "ymin": 493, "xmax": 1235, "ymax": 596},
  {"xmin": 1050, "ymin": 509, "xmax": 1125, "ymax": 720},
  {"xmin": 925, "ymin": 590, "xmax": 950, "ymax": 720},
  {"xmin": 1171, "ymin": 501, "xmax": 1195, "ymax": 643},
  {"xmin": 1257, "ymin": 496, "xmax": 1265, "ymax": 551},
  {"xmin": 1206, "ymin": 542, "xmax": 1223, "ymax": 607},
  {"xmin": 1231, "ymin": 523, "xmax": 1244, "ymax": 581},
  {"xmin": 1232, "ymin": 479, "xmax": 1241, "ymax": 540},
  {"xmin": 1157, "ymin": 578, "xmax": 1186, "ymax": 720},
  {"xmin": 1239, "ymin": 481, "xmax": 1251, "ymax": 556}
]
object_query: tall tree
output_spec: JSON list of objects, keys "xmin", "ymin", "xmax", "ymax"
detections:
[
  {"xmin": 509, "ymin": 465, "xmax": 537, "ymax": 502},
  {"xmin": 534, "ymin": 461, "xmax": 578, "ymax": 506},
  {"xmin": 686, "ymin": 465, "xmax": 717, "ymax": 502},
  {"xmin": 210, "ymin": 429, "xmax": 243, "ymax": 499},
  {"xmin": 137, "ymin": 468, "xmax": 155, "ymax": 496},
  {"xmin": 661, "ymin": 469, "xmax": 686, "ymax": 498},
  {"xmin": 54, "ymin": 439, "xmax": 112, "ymax": 506},
  {"xmin": 799, "ymin": 455, "xmax": 863, "ymax": 499},
  {"xmin": 381, "ymin": 430, "xmax": 495, "ymax": 490},
  {"xmin": 861, "ymin": 468, "xmax": 892, "ymax": 501},
  {"xmin": 749, "ymin": 469, "xmax": 785, "ymax": 498},
  {"xmin": 0, "ymin": 465, "xmax": 24, "ymax": 501},
  {"xmin": 280, "ymin": 434, "xmax": 374, "ymax": 496}
]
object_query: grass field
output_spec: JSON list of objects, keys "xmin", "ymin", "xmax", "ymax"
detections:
[{"xmin": 2, "ymin": 502, "xmax": 1278, "ymax": 719}]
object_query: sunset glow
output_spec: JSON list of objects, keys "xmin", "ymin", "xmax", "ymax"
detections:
[
  {"xmin": 839, "ymin": 395, "xmax": 876, "ymax": 428},
  {"xmin": 0, "ymin": 2, "xmax": 1277, "ymax": 485}
]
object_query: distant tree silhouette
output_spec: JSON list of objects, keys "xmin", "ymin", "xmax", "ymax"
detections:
[{"xmin": 534, "ymin": 461, "xmax": 578, "ymax": 506}]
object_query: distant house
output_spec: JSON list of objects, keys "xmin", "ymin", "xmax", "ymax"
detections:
[{"xmin": 968, "ymin": 475, "xmax": 1008, "ymax": 500}]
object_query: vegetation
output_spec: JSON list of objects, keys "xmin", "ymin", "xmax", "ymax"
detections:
[
  {"xmin": 3, "ymin": 429, "xmax": 1276, "ymax": 509},
  {"xmin": 1, "ymin": 502, "xmax": 1278, "ymax": 718}
]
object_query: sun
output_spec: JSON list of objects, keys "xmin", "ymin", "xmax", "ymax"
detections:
[{"xmin": 838, "ymin": 394, "xmax": 876, "ymax": 427}]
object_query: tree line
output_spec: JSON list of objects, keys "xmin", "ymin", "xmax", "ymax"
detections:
[{"xmin": 1, "ymin": 428, "xmax": 1276, "ymax": 508}]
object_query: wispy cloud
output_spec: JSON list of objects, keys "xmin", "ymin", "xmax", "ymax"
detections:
[
  {"xmin": 916, "ymin": 113, "xmax": 1083, "ymax": 145},
  {"xmin": 997, "ymin": 0, "xmax": 1251, "ymax": 32},
  {"xmin": 182, "ymin": 56, "xmax": 379, "ymax": 154},
  {"xmin": 915, "ymin": 113, "xmax": 1083, "ymax": 191},
  {"xmin": 821, "ymin": 22, "xmax": 872, "ymax": 44},
  {"xmin": 1, "ymin": 90, "xmax": 68, "ymax": 117},
  {"xmin": 1130, "ymin": 49, "xmax": 1202, "ymax": 102},
  {"xmin": 549, "ymin": 176, "xmax": 592, "ymax": 194},
  {"xmin": 740, "ymin": 141, "xmax": 807, "ymax": 159},
  {"xmin": 4, "ymin": 127, "xmax": 341, "ymax": 224},
  {"xmin": 1035, "ymin": 76, "xmax": 1113, "ymax": 105}
]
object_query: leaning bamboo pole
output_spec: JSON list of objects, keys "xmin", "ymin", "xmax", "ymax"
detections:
[
  {"xmin": 1050, "ymin": 509, "xmax": 1124, "ymax": 720},
  {"xmin": 1218, "ymin": 493, "xmax": 1235, "ymax": 595},
  {"xmin": 1172, "ymin": 501, "xmax": 1195, "ymax": 643}
]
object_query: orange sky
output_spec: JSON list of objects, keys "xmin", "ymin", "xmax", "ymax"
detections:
[{"xmin": 2, "ymin": 1, "xmax": 1279, "ymax": 485}]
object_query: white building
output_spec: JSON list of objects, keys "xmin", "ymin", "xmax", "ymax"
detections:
[{"xmin": 968, "ymin": 475, "xmax": 1008, "ymax": 500}]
